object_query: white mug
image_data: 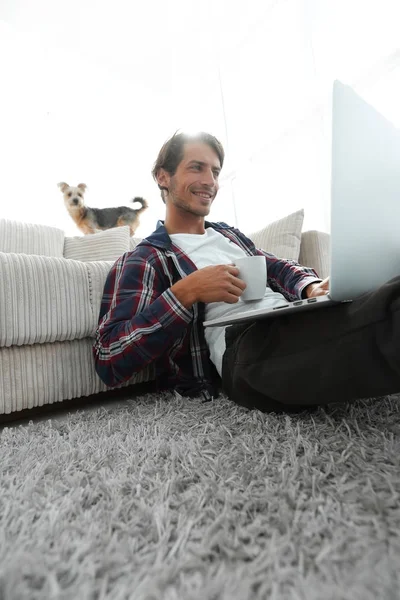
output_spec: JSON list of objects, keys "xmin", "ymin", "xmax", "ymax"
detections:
[{"xmin": 234, "ymin": 255, "xmax": 267, "ymax": 301}]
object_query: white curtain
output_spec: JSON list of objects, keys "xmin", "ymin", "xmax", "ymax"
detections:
[{"xmin": 214, "ymin": 0, "xmax": 400, "ymax": 233}]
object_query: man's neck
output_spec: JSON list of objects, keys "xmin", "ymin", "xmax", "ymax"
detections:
[{"xmin": 164, "ymin": 213, "xmax": 206, "ymax": 235}]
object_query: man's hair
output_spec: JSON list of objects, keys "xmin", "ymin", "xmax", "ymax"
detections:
[{"xmin": 152, "ymin": 131, "xmax": 225, "ymax": 202}]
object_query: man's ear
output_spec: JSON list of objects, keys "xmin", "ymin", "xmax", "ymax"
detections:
[{"xmin": 156, "ymin": 169, "xmax": 170, "ymax": 193}]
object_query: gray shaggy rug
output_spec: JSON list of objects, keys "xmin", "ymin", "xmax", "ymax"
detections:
[{"xmin": 1, "ymin": 392, "xmax": 400, "ymax": 600}]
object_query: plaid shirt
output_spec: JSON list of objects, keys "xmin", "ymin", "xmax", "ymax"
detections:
[{"xmin": 93, "ymin": 221, "xmax": 321, "ymax": 399}]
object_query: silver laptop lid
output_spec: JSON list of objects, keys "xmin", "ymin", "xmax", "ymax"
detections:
[{"xmin": 330, "ymin": 80, "xmax": 400, "ymax": 302}]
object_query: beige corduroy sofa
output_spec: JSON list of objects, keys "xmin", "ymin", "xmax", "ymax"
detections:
[{"xmin": 0, "ymin": 209, "xmax": 330, "ymax": 416}]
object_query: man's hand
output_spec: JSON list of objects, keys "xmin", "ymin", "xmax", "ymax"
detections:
[
  {"xmin": 304, "ymin": 277, "xmax": 330, "ymax": 298},
  {"xmin": 171, "ymin": 264, "xmax": 246, "ymax": 308}
]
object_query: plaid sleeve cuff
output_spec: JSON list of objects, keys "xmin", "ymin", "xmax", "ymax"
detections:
[
  {"xmin": 148, "ymin": 288, "xmax": 193, "ymax": 329},
  {"xmin": 297, "ymin": 277, "xmax": 323, "ymax": 299}
]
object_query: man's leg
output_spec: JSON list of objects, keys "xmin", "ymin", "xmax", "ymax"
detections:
[{"xmin": 221, "ymin": 276, "xmax": 400, "ymax": 412}]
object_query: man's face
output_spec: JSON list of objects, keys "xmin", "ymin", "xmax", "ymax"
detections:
[{"xmin": 159, "ymin": 142, "xmax": 221, "ymax": 217}]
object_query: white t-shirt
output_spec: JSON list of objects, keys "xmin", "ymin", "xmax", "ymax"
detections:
[{"xmin": 170, "ymin": 228, "xmax": 286, "ymax": 376}]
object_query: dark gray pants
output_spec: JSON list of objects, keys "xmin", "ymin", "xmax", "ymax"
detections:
[{"xmin": 221, "ymin": 276, "xmax": 400, "ymax": 412}]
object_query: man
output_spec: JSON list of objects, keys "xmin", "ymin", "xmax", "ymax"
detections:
[{"xmin": 93, "ymin": 131, "xmax": 400, "ymax": 412}]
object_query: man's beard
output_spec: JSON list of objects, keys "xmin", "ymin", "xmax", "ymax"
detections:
[{"xmin": 168, "ymin": 182, "xmax": 212, "ymax": 217}]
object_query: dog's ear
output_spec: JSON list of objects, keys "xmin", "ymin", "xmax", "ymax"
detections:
[
  {"xmin": 77, "ymin": 183, "xmax": 87, "ymax": 192},
  {"xmin": 58, "ymin": 182, "xmax": 69, "ymax": 193}
]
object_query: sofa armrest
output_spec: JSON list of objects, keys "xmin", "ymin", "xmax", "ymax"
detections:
[
  {"xmin": 298, "ymin": 230, "xmax": 330, "ymax": 279},
  {"xmin": 0, "ymin": 219, "xmax": 65, "ymax": 257}
]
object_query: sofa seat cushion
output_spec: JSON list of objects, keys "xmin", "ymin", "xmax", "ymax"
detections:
[{"xmin": 0, "ymin": 253, "xmax": 113, "ymax": 347}]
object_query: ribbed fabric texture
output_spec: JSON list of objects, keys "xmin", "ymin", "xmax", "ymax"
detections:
[
  {"xmin": 0, "ymin": 219, "xmax": 64, "ymax": 257},
  {"xmin": 247, "ymin": 209, "xmax": 304, "ymax": 261},
  {"xmin": 85, "ymin": 260, "xmax": 115, "ymax": 322},
  {"xmin": 0, "ymin": 338, "xmax": 154, "ymax": 414},
  {"xmin": 64, "ymin": 227, "xmax": 130, "ymax": 262},
  {"xmin": 0, "ymin": 252, "xmax": 94, "ymax": 346},
  {"xmin": 299, "ymin": 230, "xmax": 331, "ymax": 279}
]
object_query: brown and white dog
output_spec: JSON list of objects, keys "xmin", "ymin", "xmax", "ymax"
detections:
[{"xmin": 58, "ymin": 182, "xmax": 148, "ymax": 235}]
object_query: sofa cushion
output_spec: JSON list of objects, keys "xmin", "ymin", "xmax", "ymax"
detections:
[
  {"xmin": 247, "ymin": 209, "xmax": 304, "ymax": 261},
  {"xmin": 85, "ymin": 260, "xmax": 116, "ymax": 321},
  {"xmin": 64, "ymin": 226, "xmax": 130, "ymax": 262},
  {"xmin": 0, "ymin": 338, "xmax": 155, "ymax": 414},
  {"xmin": 0, "ymin": 219, "xmax": 65, "ymax": 257},
  {"xmin": 299, "ymin": 230, "xmax": 330, "ymax": 279},
  {"xmin": 130, "ymin": 236, "xmax": 143, "ymax": 251},
  {"xmin": 0, "ymin": 252, "xmax": 106, "ymax": 347}
]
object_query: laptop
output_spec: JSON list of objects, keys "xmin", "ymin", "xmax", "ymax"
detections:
[{"xmin": 204, "ymin": 80, "xmax": 400, "ymax": 328}]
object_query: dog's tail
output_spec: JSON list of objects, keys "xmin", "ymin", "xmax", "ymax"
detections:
[{"xmin": 131, "ymin": 197, "xmax": 148, "ymax": 213}]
